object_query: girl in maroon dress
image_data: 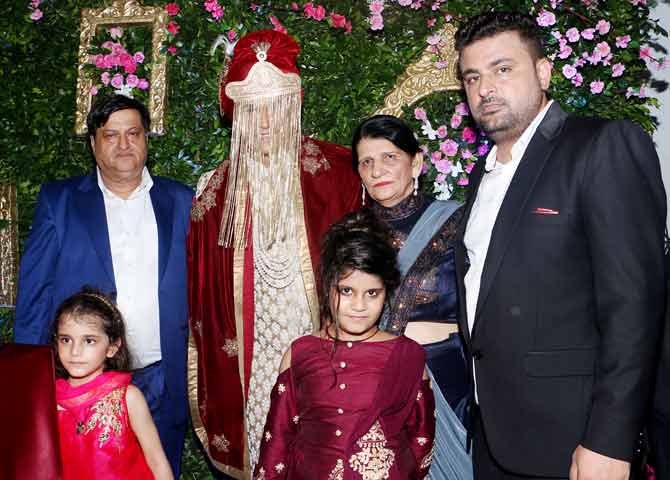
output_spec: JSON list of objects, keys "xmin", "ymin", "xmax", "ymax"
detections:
[
  {"xmin": 52, "ymin": 288, "xmax": 173, "ymax": 479},
  {"xmin": 254, "ymin": 210, "xmax": 435, "ymax": 479}
]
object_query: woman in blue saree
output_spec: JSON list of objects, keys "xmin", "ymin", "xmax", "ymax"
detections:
[{"xmin": 352, "ymin": 115, "xmax": 472, "ymax": 480}]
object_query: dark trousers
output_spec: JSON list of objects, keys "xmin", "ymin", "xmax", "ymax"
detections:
[
  {"xmin": 132, "ymin": 361, "xmax": 187, "ymax": 478},
  {"xmin": 473, "ymin": 407, "xmax": 568, "ymax": 480},
  {"xmin": 650, "ymin": 410, "xmax": 670, "ymax": 480}
]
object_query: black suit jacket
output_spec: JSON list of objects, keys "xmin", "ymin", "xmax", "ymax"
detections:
[{"xmin": 455, "ymin": 102, "xmax": 667, "ymax": 477}]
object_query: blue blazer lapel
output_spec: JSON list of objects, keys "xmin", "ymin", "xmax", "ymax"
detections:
[
  {"xmin": 150, "ymin": 178, "xmax": 174, "ymax": 285},
  {"xmin": 74, "ymin": 172, "xmax": 116, "ymax": 285},
  {"xmin": 472, "ymin": 103, "xmax": 568, "ymax": 337}
]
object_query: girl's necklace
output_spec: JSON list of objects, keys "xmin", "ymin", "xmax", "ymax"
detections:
[{"xmin": 325, "ymin": 325, "xmax": 380, "ymax": 343}]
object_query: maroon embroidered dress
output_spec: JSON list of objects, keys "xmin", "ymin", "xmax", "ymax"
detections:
[
  {"xmin": 254, "ymin": 335, "xmax": 435, "ymax": 480},
  {"xmin": 56, "ymin": 372, "xmax": 153, "ymax": 480}
]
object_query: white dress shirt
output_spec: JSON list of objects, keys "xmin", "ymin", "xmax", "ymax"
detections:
[
  {"xmin": 464, "ymin": 100, "xmax": 553, "ymax": 399},
  {"xmin": 98, "ymin": 167, "xmax": 161, "ymax": 368}
]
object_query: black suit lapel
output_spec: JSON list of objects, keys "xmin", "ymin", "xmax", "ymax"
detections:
[
  {"xmin": 74, "ymin": 172, "xmax": 116, "ymax": 285},
  {"xmin": 472, "ymin": 103, "xmax": 568, "ymax": 337}
]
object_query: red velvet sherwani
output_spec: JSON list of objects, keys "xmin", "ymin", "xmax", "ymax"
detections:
[{"xmin": 187, "ymin": 138, "xmax": 361, "ymax": 479}]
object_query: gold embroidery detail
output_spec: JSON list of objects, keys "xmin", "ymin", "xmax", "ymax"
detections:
[
  {"xmin": 211, "ymin": 433, "xmax": 231, "ymax": 453},
  {"xmin": 265, "ymin": 431, "xmax": 272, "ymax": 442},
  {"xmin": 301, "ymin": 139, "xmax": 331, "ymax": 175},
  {"xmin": 191, "ymin": 163, "xmax": 227, "ymax": 221},
  {"xmin": 81, "ymin": 387, "xmax": 124, "ymax": 447},
  {"xmin": 328, "ymin": 459, "xmax": 344, "ymax": 480},
  {"xmin": 221, "ymin": 337, "xmax": 238, "ymax": 357},
  {"xmin": 292, "ymin": 415, "xmax": 300, "ymax": 424},
  {"xmin": 274, "ymin": 462, "xmax": 285, "ymax": 473},
  {"xmin": 348, "ymin": 420, "xmax": 395, "ymax": 479},
  {"xmin": 420, "ymin": 445, "xmax": 434, "ymax": 470},
  {"xmin": 416, "ymin": 436, "xmax": 428, "ymax": 446},
  {"xmin": 278, "ymin": 384, "xmax": 286, "ymax": 394}
]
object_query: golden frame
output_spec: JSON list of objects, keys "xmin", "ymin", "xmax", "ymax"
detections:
[
  {"xmin": 74, "ymin": 0, "xmax": 169, "ymax": 136},
  {"xmin": 0, "ymin": 184, "xmax": 18, "ymax": 308},
  {"xmin": 377, "ymin": 23, "xmax": 461, "ymax": 116}
]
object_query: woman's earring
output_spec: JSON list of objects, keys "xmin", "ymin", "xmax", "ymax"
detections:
[
  {"xmin": 413, "ymin": 176, "xmax": 418, "ymax": 196},
  {"xmin": 361, "ymin": 184, "xmax": 366, "ymax": 206}
]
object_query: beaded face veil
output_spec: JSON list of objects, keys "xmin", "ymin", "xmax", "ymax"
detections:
[{"xmin": 220, "ymin": 39, "xmax": 303, "ymax": 251}]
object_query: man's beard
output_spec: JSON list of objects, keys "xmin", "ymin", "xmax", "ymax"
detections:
[{"xmin": 474, "ymin": 94, "xmax": 542, "ymax": 144}]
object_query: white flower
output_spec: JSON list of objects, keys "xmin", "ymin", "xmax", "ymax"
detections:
[
  {"xmin": 433, "ymin": 181, "xmax": 453, "ymax": 201},
  {"xmin": 420, "ymin": 119, "xmax": 438, "ymax": 140}
]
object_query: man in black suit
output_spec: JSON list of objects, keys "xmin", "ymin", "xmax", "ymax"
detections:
[{"xmin": 454, "ymin": 12, "xmax": 667, "ymax": 480}]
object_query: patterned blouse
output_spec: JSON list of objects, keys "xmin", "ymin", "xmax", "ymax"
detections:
[
  {"xmin": 370, "ymin": 193, "xmax": 464, "ymax": 334},
  {"xmin": 254, "ymin": 335, "xmax": 435, "ymax": 479}
]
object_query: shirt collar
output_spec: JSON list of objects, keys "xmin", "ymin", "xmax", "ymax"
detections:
[
  {"xmin": 97, "ymin": 166, "xmax": 153, "ymax": 200},
  {"xmin": 484, "ymin": 99, "xmax": 554, "ymax": 172}
]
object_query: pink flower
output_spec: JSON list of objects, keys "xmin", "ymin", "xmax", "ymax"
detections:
[
  {"xmin": 581, "ymin": 28, "xmax": 595, "ymax": 40},
  {"xmin": 536, "ymin": 11, "xmax": 556, "ymax": 27},
  {"xmin": 109, "ymin": 27, "xmax": 124, "ymax": 39},
  {"xmin": 101, "ymin": 41, "xmax": 114, "ymax": 50},
  {"xmin": 427, "ymin": 34, "xmax": 441, "ymax": 46},
  {"xmin": 435, "ymin": 60, "xmax": 448, "ymax": 69},
  {"xmin": 167, "ymin": 46, "xmax": 177, "ymax": 55},
  {"xmin": 616, "ymin": 35, "xmax": 631, "ymax": 48},
  {"xmin": 477, "ymin": 143, "xmax": 489, "ymax": 156},
  {"xmin": 436, "ymin": 173, "xmax": 447, "ymax": 184},
  {"xmin": 575, "ymin": 57, "xmax": 586, "ymax": 67},
  {"xmin": 166, "ymin": 3, "xmax": 180, "ymax": 16},
  {"xmin": 558, "ymin": 44, "xmax": 573, "ymax": 59},
  {"xmin": 92, "ymin": 54, "xmax": 105, "ymax": 68},
  {"xmin": 431, "ymin": 151, "xmax": 442, "ymax": 163},
  {"xmin": 640, "ymin": 46, "xmax": 652, "ymax": 59},
  {"xmin": 270, "ymin": 16, "xmax": 287, "ymax": 34},
  {"xmin": 370, "ymin": 0, "xmax": 385, "ymax": 14},
  {"xmin": 440, "ymin": 139, "xmax": 458, "ymax": 157},
  {"xmin": 457, "ymin": 177, "xmax": 469, "ymax": 186},
  {"xmin": 291, "ymin": 2, "xmax": 299, "ymax": 10},
  {"xmin": 111, "ymin": 43, "xmax": 125, "ymax": 55},
  {"xmin": 571, "ymin": 73, "xmax": 583, "ymax": 87},
  {"xmin": 398, "ymin": 0, "xmax": 412, "ymax": 5},
  {"xmin": 138, "ymin": 79, "xmax": 150, "ymax": 90},
  {"xmin": 590, "ymin": 80, "xmax": 605, "ymax": 94},
  {"xmin": 30, "ymin": 9, "xmax": 43, "ymax": 21},
  {"xmin": 450, "ymin": 114, "xmax": 462, "ymax": 129},
  {"xmin": 313, "ymin": 5, "xmax": 326, "ymax": 20},
  {"xmin": 120, "ymin": 53, "xmax": 137, "ymax": 74},
  {"xmin": 90, "ymin": 86, "xmax": 98, "ymax": 96},
  {"xmin": 631, "ymin": 0, "xmax": 647, "ymax": 5},
  {"xmin": 111, "ymin": 74, "xmax": 124, "ymax": 89},
  {"xmin": 462, "ymin": 127, "xmax": 477, "ymax": 144},
  {"xmin": 562, "ymin": 64, "xmax": 577, "ymax": 79},
  {"xmin": 303, "ymin": 2, "xmax": 316, "ymax": 17},
  {"xmin": 414, "ymin": 107, "xmax": 427, "ymax": 121},
  {"xmin": 212, "ymin": 6, "xmax": 224, "ymax": 19},
  {"xmin": 126, "ymin": 74, "xmax": 139, "ymax": 87},
  {"xmin": 31, "ymin": 0, "xmax": 40, "ymax": 7},
  {"xmin": 370, "ymin": 14, "xmax": 384, "ymax": 30},
  {"xmin": 565, "ymin": 28, "xmax": 580, "ymax": 43},
  {"xmin": 595, "ymin": 41, "xmax": 611, "ymax": 57},
  {"xmin": 227, "ymin": 30, "xmax": 237, "ymax": 41},
  {"xmin": 435, "ymin": 159, "xmax": 453, "ymax": 174},
  {"xmin": 611, "ymin": 63, "xmax": 625, "ymax": 77},
  {"xmin": 167, "ymin": 21, "xmax": 180, "ymax": 36},
  {"xmin": 455, "ymin": 102, "xmax": 469, "ymax": 116},
  {"xmin": 101, "ymin": 72, "xmax": 110, "ymax": 85},
  {"xmin": 551, "ymin": 30, "xmax": 562, "ymax": 40},
  {"xmin": 330, "ymin": 13, "xmax": 347, "ymax": 29},
  {"xmin": 436, "ymin": 125, "xmax": 448, "ymax": 138},
  {"xmin": 345, "ymin": 21, "xmax": 352, "ymax": 34},
  {"xmin": 464, "ymin": 161, "xmax": 475, "ymax": 172},
  {"xmin": 595, "ymin": 20, "xmax": 611, "ymax": 35},
  {"xmin": 427, "ymin": 18, "xmax": 436, "ymax": 27},
  {"xmin": 134, "ymin": 52, "xmax": 144, "ymax": 64}
]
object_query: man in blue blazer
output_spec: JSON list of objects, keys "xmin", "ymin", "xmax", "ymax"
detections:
[{"xmin": 14, "ymin": 94, "xmax": 193, "ymax": 477}]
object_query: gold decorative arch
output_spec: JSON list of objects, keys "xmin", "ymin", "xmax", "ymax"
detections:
[
  {"xmin": 376, "ymin": 23, "xmax": 461, "ymax": 116},
  {"xmin": 0, "ymin": 184, "xmax": 18, "ymax": 308},
  {"xmin": 74, "ymin": 0, "xmax": 169, "ymax": 136}
]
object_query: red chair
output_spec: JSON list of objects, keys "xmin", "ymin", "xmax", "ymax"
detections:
[{"xmin": 0, "ymin": 343, "xmax": 62, "ymax": 480}]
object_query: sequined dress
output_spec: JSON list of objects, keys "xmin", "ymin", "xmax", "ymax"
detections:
[
  {"xmin": 56, "ymin": 372, "xmax": 153, "ymax": 480},
  {"xmin": 254, "ymin": 334, "xmax": 435, "ymax": 480}
]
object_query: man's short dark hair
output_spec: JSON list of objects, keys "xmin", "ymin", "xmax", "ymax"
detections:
[
  {"xmin": 86, "ymin": 94, "xmax": 150, "ymax": 139},
  {"xmin": 455, "ymin": 11, "xmax": 546, "ymax": 61}
]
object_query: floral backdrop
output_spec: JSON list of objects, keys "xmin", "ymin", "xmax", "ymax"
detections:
[{"xmin": 1, "ymin": 0, "xmax": 667, "ymax": 477}]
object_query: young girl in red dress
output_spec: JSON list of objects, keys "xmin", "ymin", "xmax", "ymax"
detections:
[
  {"xmin": 52, "ymin": 288, "xmax": 173, "ymax": 480},
  {"xmin": 254, "ymin": 210, "xmax": 435, "ymax": 479}
]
